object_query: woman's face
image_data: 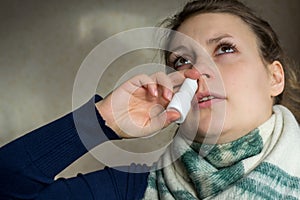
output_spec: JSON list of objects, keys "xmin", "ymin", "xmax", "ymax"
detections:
[{"xmin": 170, "ymin": 13, "xmax": 275, "ymax": 143}]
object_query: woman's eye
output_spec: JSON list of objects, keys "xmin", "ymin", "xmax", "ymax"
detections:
[
  {"xmin": 174, "ymin": 57, "xmax": 192, "ymax": 69},
  {"xmin": 215, "ymin": 44, "xmax": 236, "ymax": 56}
]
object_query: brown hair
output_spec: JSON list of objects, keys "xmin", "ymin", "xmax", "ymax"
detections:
[{"xmin": 161, "ymin": 0, "xmax": 300, "ymax": 123}]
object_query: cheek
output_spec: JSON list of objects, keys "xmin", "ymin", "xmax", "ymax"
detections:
[{"xmin": 222, "ymin": 64, "xmax": 270, "ymax": 103}]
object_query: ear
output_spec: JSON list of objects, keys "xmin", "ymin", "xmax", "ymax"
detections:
[{"xmin": 268, "ymin": 60, "xmax": 284, "ymax": 97}]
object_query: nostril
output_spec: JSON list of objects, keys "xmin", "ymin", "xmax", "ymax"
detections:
[{"xmin": 201, "ymin": 73, "xmax": 211, "ymax": 78}]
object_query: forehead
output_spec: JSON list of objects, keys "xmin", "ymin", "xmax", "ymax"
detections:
[{"xmin": 175, "ymin": 13, "xmax": 257, "ymax": 46}]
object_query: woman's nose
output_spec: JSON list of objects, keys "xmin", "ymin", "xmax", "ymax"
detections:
[
  {"xmin": 183, "ymin": 66, "xmax": 212, "ymax": 93},
  {"xmin": 184, "ymin": 66, "xmax": 213, "ymax": 80},
  {"xmin": 183, "ymin": 66, "xmax": 201, "ymax": 80}
]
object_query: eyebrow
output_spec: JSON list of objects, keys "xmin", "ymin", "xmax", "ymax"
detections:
[
  {"xmin": 170, "ymin": 45, "xmax": 190, "ymax": 53},
  {"xmin": 169, "ymin": 45, "xmax": 197, "ymax": 60},
  {"xmin": 170, "ymin": 33, "xmax": 234, "ymax": 52},
  {"xmin": 206, "ymin": 34, "xmax": 233, "ymax": 45},
  {"xmin": 168, "ymin": 33, "xmax": 234, "ymax": 58}
]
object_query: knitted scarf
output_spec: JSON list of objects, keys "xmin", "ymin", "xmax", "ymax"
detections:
[{"xmin": 143, "ymin": 105, "xmax": 300, "ymax": 199}]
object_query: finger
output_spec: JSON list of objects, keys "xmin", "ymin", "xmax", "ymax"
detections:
[
  {"xmin": 151, "ymin": 72, "xmax": 174, "ymax": 101},
  {"xmin": 167, "ymin": 71, "xmax": 185, "ymax": 88},
  {"xmin": 147, "ymin": 83, "xmax": 158, "ymax": 97},
  {"xmin": 165, "ymin": 109, "xmax": 181, "ymax": 124},
  {"xmin": 128, "ymin": 74, "xmax": 158, "ymax": 97}
]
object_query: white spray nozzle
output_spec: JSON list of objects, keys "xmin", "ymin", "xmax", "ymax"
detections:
[{"xmin": 167, "ymin": 78, "xmax": 198, "ymax": 123}]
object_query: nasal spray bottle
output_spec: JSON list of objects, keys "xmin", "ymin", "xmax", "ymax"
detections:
[{"xmin": 167, "ymin": 78, "xmax": 198, "ymax": 123}]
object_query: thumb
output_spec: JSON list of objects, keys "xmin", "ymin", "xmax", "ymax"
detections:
[{"xmin": 165, "ymin": 109, "xmax": 181, "ymax": 124}]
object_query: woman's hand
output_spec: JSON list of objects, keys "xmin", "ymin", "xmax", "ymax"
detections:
[{"xmin": 96, "ymin": 71, "xmax": 187, "ymax": 138}]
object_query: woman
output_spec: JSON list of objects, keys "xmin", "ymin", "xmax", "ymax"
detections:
[{"xmin": 1, "ymin": 0, "xmax": 300, "ymax": 199}]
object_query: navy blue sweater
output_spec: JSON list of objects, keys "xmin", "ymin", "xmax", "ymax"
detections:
[{"xmin": 0, "ymin": 96, "xmax": 149, "ymax": 200}]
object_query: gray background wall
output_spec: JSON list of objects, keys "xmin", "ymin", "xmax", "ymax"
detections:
[{"xmin": 1, "ymin": 0, "xmax": 299, "ymax": 176}]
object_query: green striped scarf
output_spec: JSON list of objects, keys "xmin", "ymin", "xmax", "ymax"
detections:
[{"xmin": 143, "ymin": 105, "xmax": 300, "ymax": 199}]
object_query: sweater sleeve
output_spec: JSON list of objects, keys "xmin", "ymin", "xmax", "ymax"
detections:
[
  {"xmin": 0, "ymin": 95, "xmax": 127, "ymax": 199},
  {"xmin": 35, "ymin": 165, "xmax": 150, "ymax": 200}
]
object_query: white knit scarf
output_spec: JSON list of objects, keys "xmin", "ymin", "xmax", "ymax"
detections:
[{"xmin": 143, "ymin": 105, "xmax": 300, "ymax": 199}]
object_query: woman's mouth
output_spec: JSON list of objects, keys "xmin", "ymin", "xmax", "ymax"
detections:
[
  {"xmin": 197, "ymin": 94, "xmax": 225, "ymax": 109},
  {"xmin": 199, "ymin": 95, "xmax": 215, "ymax": 102}
]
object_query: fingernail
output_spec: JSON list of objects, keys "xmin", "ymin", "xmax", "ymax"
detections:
[
  {"xmin": 169, "ymin": 115, "xmax": 180, "ymax": 123},
  {"xmin": 166, "ymin": 91, "xmax": 172, "ymax": 101},
  {"xmin": 153, "ymin": 89, "xmax": 158, "ymax": 97}
]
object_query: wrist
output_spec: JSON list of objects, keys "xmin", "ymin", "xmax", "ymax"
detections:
[{"xmin": 95, "ymin": 99, "xmax": 123, "ymax": 138}]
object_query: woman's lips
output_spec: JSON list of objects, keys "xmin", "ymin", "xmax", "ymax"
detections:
[
  {"xmin": 197, "ymin": 93, "xmax": 226, "ymax": 109},
  {"xmin": 198, "ymin": 97, "xmax": 225, "ymax": 108}
]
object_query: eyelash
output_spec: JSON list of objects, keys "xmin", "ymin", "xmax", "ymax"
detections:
[
  {"xmin": 168, "ymin": 41, "xmax": 237, "ymax": 70},
  {"xmin": 169, "ymin": 55, "xmax": 192, "ymax": 70},
  {"xmin": 215, "ymin": 41, "xmax": 237, "ymax": 56}
]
